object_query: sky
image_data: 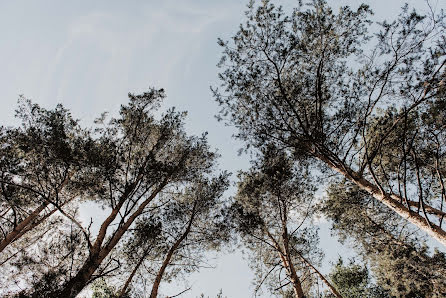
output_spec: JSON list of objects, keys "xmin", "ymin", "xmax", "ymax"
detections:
[{"xmin": 1, "ymin": 0, "xmax": 445, "ymax": 297}]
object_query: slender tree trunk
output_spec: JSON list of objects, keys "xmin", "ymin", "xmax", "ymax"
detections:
[
  {"xmin": 315, "ymin": 152, "xmax": 446, "ymax": 247},
  {"xmin": 119, "ymin": 247, "xmax": 150, "ymax": 297},
  {"xmin": 11, "ymin": 205, "xmax": 59, "ymax": 244},
  {"xmin": 289, "ymin": 262, "xmax": 305, "ymax": 298},
  {"xmin": 298, "ymin": 254, "xmax": 342, "ymax": 298},
  {"xmin": 0, "ymin": 201, "xmax": 49, "ymax": 253},
  {"xmin": 274, "ymin": 250, "xmax": 304, "ymax": 298},
  {"xmin": 150, "ymin": 203, "xmax": 196, "ymax": 298},
  {"xmin": 281, "ymin": 202, "xmax": 305, "ymax": 298},
  {"xmin": 149, "ymin": 237, "xmax": 183, "ymax": 298},
  {"xmin": 0, "ymin": 172, "xmax": 73, "ymax": 253},
  {"xmin": 266, "ymin": 228, "xmax": 305, "ymax": 297}
]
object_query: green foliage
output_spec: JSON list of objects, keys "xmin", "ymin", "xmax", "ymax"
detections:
[
  {"xmin": 91, "ymin": 279, "xmax": 121, "ymax": 298},
  {"xmin": 0, "ymin": 89, "xmax": 229, "ymax": 297},
  {"xmin": 327, "ymin": 258, "xmax": 388, "ymax": 298},
  {"xmin": 121, "ymin": 174, "xmax": 230, "ymax": 297}
]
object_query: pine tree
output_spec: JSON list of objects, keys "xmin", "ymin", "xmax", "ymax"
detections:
[
  {"xmin": 214, "ymin": 0, "xmax": 446, "ymax": 245},
  {"xmin": 230, "ymin": 145, "xmax": 340, "ymax": 297}
]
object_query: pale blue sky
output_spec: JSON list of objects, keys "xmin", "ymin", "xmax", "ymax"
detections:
[{"xmin": 1, "ymin": 0, "xmax": 445, "ymax": 297}]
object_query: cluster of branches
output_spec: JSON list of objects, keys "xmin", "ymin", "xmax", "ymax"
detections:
[
  {"xmin": 227, "ymin": 145, "xmax": 341, "ymax": 297},
  {"xmin": 322, "ymin": 180, "xmax": 446, "ymax": 297},
  {"xmin": 0, "ymin": 94, "xmax": 341, "ymax": 298}
]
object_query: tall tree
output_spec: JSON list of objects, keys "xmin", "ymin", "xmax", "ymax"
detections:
[
  {"xmin": 48, "ymin": 89, "xmax": 225, "ymax": 297},
  {"xmin": 230, "ymin": 145, "xmax": 340, "ymax": 298},
  {"xmin": 322, "ymin": 180, "xmax": 446, "ymax": 296},
  {"xmin": 214, "ymin": 0, "xmax": 446, "ymax": 245}
]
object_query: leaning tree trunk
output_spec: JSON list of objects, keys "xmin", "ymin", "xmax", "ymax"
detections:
[
  {"xmin": 0, "ymin": 173, "xmax": 73, "ymax": 253},
  {"xmin": 0, "ymin": 201, "xmax": 49, "ymax": 253},
  {"xmin": 150, "ymin": 203, "xmax": 196, "ymax": 298},
  {"xmin": 149, "ymin": 238, "xmax": 183, "ymax": 298},
  {"xmin": 315, "ymin": 152, "xmax": 446, "ymax": 247},
  {"xmin": 119, "ymin": 247, "xmax": 151, "ymax": 297},
  {"xmin": 276, "ymin": 251, "xmax": 304, "ymax": 298},
  {"xmin": 281, "ymin": 202, "xmax": 305, "ymax": 298},
  {"xmin": 297, "ymin": 253, "xmax": 342, "ymax": 298},
  {"xmin": 266, "ymin": 224, "xmax": 305, "ymax": 298},
  {"xmin": 289, "ymin": 263, "xmax": 305, "ymax": 298}
]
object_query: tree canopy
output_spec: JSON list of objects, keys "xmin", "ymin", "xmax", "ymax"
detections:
[{"xmin": 0, "ymin": 90, "xmax": 229, "ymax": 297}]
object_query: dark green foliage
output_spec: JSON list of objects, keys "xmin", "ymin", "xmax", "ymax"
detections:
[{"xmin": 327, "ymin": 258, "xmax": 389, "ymax": 298}]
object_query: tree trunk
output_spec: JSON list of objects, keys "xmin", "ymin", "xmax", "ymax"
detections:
[
  {"xmin": 315, "ymin": 152, "xmax": 446, "ymax": 247},
  {"xmin": 54, "ymin": 253, "xmax": 111, "ymax": 298},
  {"xmin": 0, "ymin": 201, "xmax": 49, "ymax": 253},
  {"xmin": 298, "ymin": 254, "xmax": 342, "ymax": 298},
  {"xmin": 150, "ymin": 203, "xmax": 196, "ymax": 298},
  {"xmin": 265, "ymin": 220, "xmax": 305, "ymax": 298},
  {"xmin": 281, "ymin": 203, "xmax": 305, "ymax": 298},
  {"xmin": 275, "ymin": 250, "xmax": 304, "ymax": 298},
  {"xmin": 0, "ymin": 172, "xmax": 73, "ymax": 253},
  {"xmin": 119, "ymin": 247, "xmax": 150, "ymax": 297},
  {"xmin": 289, "ymin": 264, "xmax": 305, "ymax": 298}
]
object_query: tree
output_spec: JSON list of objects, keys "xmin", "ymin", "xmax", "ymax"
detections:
[
  {"xmin": 0, "ymin": 98, "xmax": 108, "ymax": 295},
  {"xmin": 49, "ymin": 89, "xmax": 226, "ymax": 297},
  {"xmin": 214, "ymin": 0, "xmax": 446, "ymax": 245},
  {"xmin": 230, "ymin": 145, "xmax": 340, "ymax": 298},
  {"xmin": 322, "ymin": 180, "xmax": 446, "ymax": 296}
]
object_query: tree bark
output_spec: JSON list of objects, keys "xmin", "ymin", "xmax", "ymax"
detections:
[
  {"xmin": 281, "ymin": 200, "xmax": 305, "ymax": 298},
  {"xmin": 275, "ymin": 250, "xmax": 304, "ymax": 298},
  {"xmin": 0, "ymin": 172, "xmax": 73, "ymax": 253},
  {"xmin": 315, "ymin": 152, "xmax": 446, "ymax": 247},
  {"xmin": 289, "ymin": 262, "xmax": 305, "ymax": 298},
  {"xmin": 265, "ymin": 229, "xmax": 305, "ymax": 298}
]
